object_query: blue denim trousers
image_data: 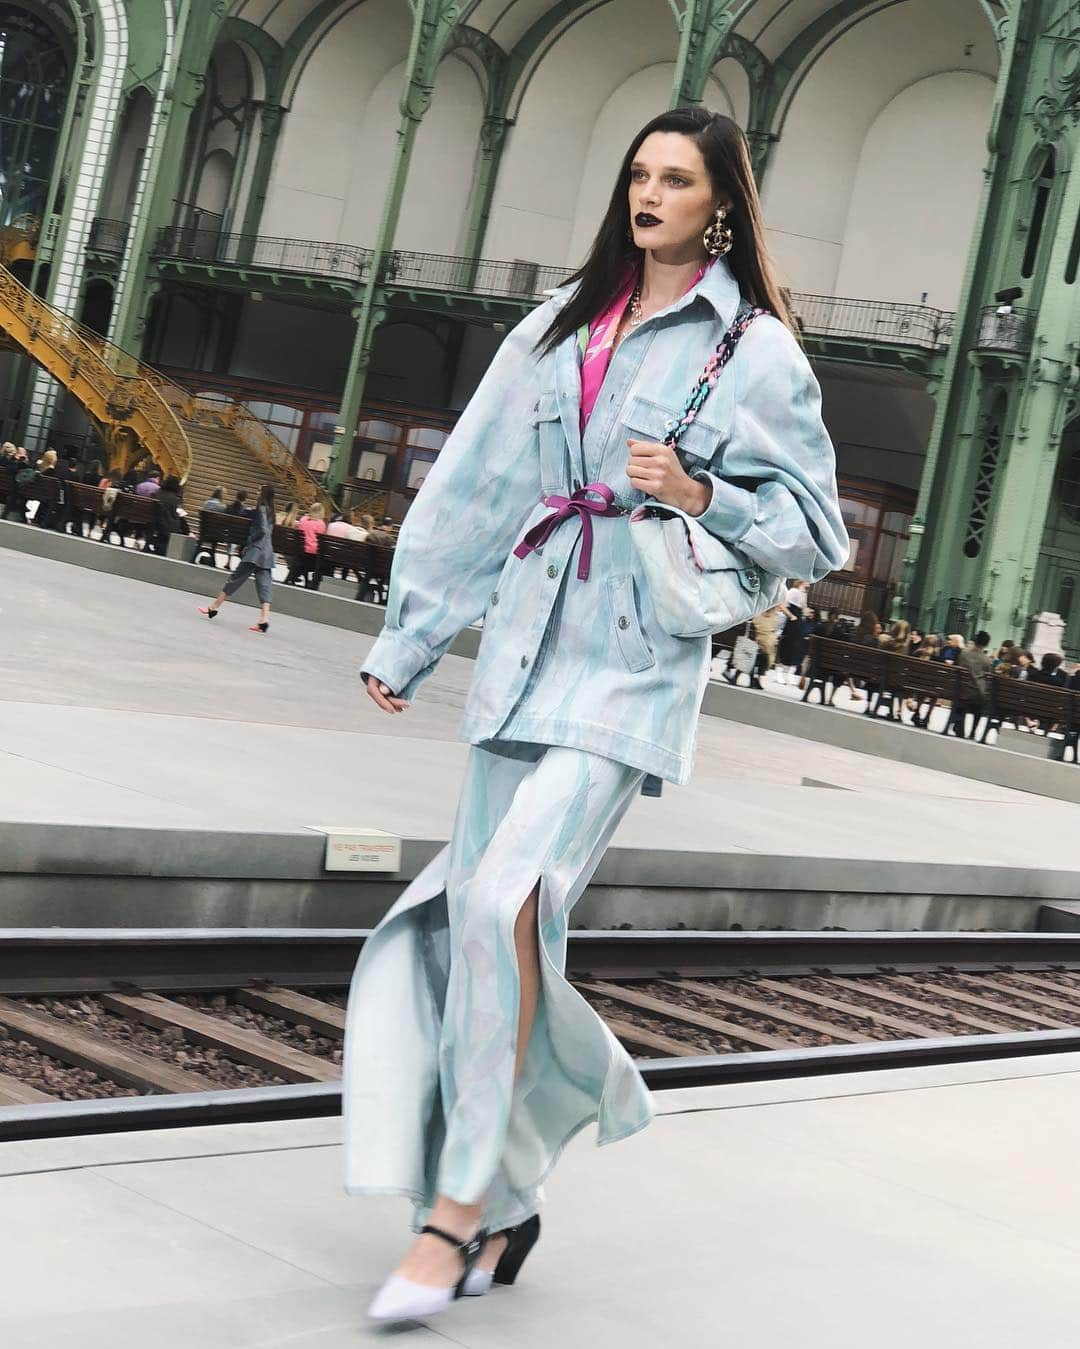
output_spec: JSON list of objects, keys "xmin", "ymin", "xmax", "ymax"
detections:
[{"xmin": 342, "ymin": 741, "xmax": 655, "ymax": 1233}]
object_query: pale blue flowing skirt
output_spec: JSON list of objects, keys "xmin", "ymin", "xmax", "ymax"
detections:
[{"xmin": 342, "ymin": 741, "xmax": 655, "ymax": 1233}]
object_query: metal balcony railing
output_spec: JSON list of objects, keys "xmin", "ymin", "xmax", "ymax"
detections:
[
  {"xmin": 384, "ymin": 250, "xmax": 569, "ymax": 300},
  {"xmin": 148, "ymin": 224, "xmax": 968, "ymax": 351},
  {"xmin": 88, "ymin": 217, "xmax": 129, "ymax": 255},
  {"xmin": 975, "ymin": 305, "xmax": 1034, "ymax": 355},
  {"xmin": 154, "ymin": 225, "xmax": 372, "ymax": 281},
  {"xmin": 789, "ymin": 293, "xmax": 954, "ymax": 351}
]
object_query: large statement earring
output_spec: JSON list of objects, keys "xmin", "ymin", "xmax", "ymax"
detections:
[{"xmin": 703, "ymin": 206, "xmax": 734, "ymax": 257}]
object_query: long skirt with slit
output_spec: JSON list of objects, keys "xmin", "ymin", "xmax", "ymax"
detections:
[{"xmin": 342, "ymin": 740, "xmax": 655, "ymax": 1233}]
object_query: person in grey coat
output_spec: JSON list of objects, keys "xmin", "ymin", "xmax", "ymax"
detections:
[{"xmin": 199, "ymin": 482, "xmax": 276, "ymax": 633}]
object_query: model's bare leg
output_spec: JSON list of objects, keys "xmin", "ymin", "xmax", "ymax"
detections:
[{"xmin": 394, "ymin": 881, "xmax": 541, "ymax": 1286}]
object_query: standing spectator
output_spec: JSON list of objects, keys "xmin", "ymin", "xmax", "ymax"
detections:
[
  {"xmin": 151, "ymin": 475, "xmax": 188, "ymax": 552},
  {"xmin": 286, "ymin": 501, "xmax": 326, "ymax": 587},
  {"xmin": 776, "ymin": 580, "xmax": 810, "ymax": 681},
  {"xmin": 952, "ymin": 629, "xmax": 993, "ymax": 737},
  {"xmin": 199, "ymin": 483, "xmax": 276, "ymax": 633},
  {"xmin": 748, "ymin": 603, "xmax": 783, "ymax": 690},
  {"xmin": 202, "ymin": 486, "xmax": 227, "ymax": 513}
]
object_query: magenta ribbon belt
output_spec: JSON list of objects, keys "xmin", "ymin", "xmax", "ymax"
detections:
[{"xmin": 513, "ymin": 483, "xmax": 624, "ymax": 581}]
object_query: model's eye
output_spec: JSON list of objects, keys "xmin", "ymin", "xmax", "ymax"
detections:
[
  {"xmin": 630, "ymin": 169, "xmax": 647, "ymax": 181},
  {"xmin": 667, "ymin": 175, "xmax": 688, "ymax": 187}
]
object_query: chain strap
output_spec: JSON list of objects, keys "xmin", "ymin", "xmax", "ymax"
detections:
[{"xmin": 663, "ymin": 304, "xmax": 767, "ymax": 451}]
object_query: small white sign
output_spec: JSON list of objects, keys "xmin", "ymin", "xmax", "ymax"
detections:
[{"xmin": 307, "ymin": 827, "xmax": 402, "ymax": 873}]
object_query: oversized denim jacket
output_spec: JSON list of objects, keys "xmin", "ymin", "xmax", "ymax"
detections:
[{"xmin": 361, "ymin": 256, "xmax": 849, "ymax": 786}]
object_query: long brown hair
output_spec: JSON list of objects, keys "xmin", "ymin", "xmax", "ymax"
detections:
[{"xmin": 538, "ymin": 106, "xmax": 795, "ymax": 354}]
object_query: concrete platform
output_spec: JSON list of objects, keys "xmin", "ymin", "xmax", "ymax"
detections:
[
  {"xmin": 2, "ymin": 1054, "xmax": 1080, "ymax": 1347},
  {"xmin": 3, "ymin": 545, "xmax": 1080, "ymax": 930}
]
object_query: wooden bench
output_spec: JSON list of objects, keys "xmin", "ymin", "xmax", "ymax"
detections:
[
  {"xmin": 355, "ymin": 543, "xmax": 394, "ymax": 605},
  {"xmin": 103, "ymin": 491, "xmax": 158, "ymax": 546},
  {"xmin": 317, "ymin": 533, "xmax": 369, "ymax": 585},
  {"xmin": 66, "ymin": 482, "xmax": 109, "ymax": 537},
  {"xmin": 878, "ymin": 650, "xmax": 981, "ymax": 735},
  {"xmin": 0, "ymin": 462, "xmax": 13, "ymax": 506},
  {"xmin": 271, "ymin": 524, "xmax": 306, "ymax": 570},
  {"xmin": 193, "ymin": 509, "xmax": 252, "ymax": 566},
  {"xmin": 981, "ymin": 675, "xmax": 1078, "ymax": 757},
  {"xmin": 802, "ymin": 637, "xmax": 888, "ymax": 712}
]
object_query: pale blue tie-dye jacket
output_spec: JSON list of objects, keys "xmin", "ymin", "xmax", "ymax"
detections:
[{"xmin": 361, "ymin": 256, "xmax": 848, "ymax": 787}]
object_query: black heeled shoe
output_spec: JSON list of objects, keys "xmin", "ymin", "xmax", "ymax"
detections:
[
  {"xmin": 461, "ymin": 1214, "xmax": 541, "ymax": 1296},
  {"xmin": 367, "ymin": 1223, "xmax": 488, "ymax": 1321}
]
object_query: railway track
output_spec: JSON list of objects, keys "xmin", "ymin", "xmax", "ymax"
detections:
[{"xmin": 3, "ymin": 928, "xmax": 1080, "ymax": 1140}]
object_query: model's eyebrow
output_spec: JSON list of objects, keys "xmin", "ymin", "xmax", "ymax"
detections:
[{"xmin": 630, "ymin": 161, "xmax": 698, "ymax": 175}]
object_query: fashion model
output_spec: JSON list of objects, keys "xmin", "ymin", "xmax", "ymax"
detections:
[
  {"xmin": 346, "ymin": 106, "xmax": 848, "ymax": 1323},
  {"xmin": 198, "ymin": 482, "xmax": 276, "ymax": 632}
]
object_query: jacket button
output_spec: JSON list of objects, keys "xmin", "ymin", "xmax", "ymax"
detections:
[
  {"xmin": 546, "ymin": 564, "xmax": 558, "ymax": 578},
  {"xmin": 490, "ymin": 592, "xmax": 499, "ymax": 605},
  {"xmin": 520, "ymin": 655, "xmax": 528, "ymax": 668},
  {"xmin": 618, "ymin": 616, "xmax": 630, "ymax": 630}
]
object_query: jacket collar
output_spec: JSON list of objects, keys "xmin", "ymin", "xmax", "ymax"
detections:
[{"xmin": 547, "ymin": 254, "xmax": 742, "ymax": 329}]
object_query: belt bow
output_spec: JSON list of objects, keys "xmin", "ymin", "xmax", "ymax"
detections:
[{"xmin": 513, "ymin": 483, "xmax": 623, "ymax": 581}]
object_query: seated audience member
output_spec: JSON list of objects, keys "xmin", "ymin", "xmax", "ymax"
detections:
[
  {"xmin": 227, "ymin": 489, "xmax": 251, "ymax": 517},
  {"xmin": 1028, "ymin": 651, "xmax": 1068, "ymax": 687},
  {"xmin": 286, "ymin": 502, "xmax": 326, "ymax": 586},
  {"xmin": 326, "ymin": 507, "xmax": 370, "ymax": 543},
  {"xmin": 202, "ymin": 486, "xmax": 227, "ymax": 513},
  {"xmin": 853, "ymin": 610, "xmax": 881, "ymax": 646},
  {"xmin": 135, "ymin": 468, "xmax": 162, "ymax": 497},
  {"xmin": 277, "ymin": 501, "xmax": 299, "ymax": 527},
  {"xmin": 878, "ymin": 619, "xmax": 912, "ymax": 655},
  {"xmin": 940, "ymin": 633, "xmax": 965, "ymax": 664},
  {"xmin": 993, "ymin": 639, "xmax": 1015, "ymax": 671}
]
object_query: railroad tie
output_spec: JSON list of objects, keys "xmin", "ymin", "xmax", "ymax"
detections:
[
  {"xmin": 100, "ymin": 992, "xmax": 340, "ymax": 1083},
  {"xmin": 0, "ymin": 997, "xmax": 216, "ymax": 1094},
  {"xmin": 577, "ymin": 980, "xmax": 790, "ymax": 1051}
]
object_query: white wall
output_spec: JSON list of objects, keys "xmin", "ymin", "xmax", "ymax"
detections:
[
  {"xmin": 486, "ymin": 0, "xmax": 680, "ymax": 267},
  {"xmin": 835, "ymin": 72, "xmax": 993, "ymax": 306},
  {"xmin": 262, "ymin": 6, "xmax": 481, "ymax": 251},
  {"xmin": 262, "ymin": 0, "xmax": 411, "ymax": 242},
  {"xmin": 761, "ymin": 0, "xmax": 996, "ymax": 299}
]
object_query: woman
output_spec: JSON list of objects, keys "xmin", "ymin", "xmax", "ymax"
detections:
[
  {"xmin": 285, "ymin": 501, "xmax": 326, "ymax": 586},
  {"xmin": 776, "ymin": 578, "xmax": 811, "ymax": 680},
  {"xmin": 198, "ymin": 482, "xmax": 276, "ymax": 633},
  {"xmin": 348, "ymin": 106, "xmax": 847, "ymax": 1322},
  {"xmin": 152, "ymin": 475, "xmax": 188, "ymax": 553},
  {"xmin": 327, "ymin": 506, "xmax": 370, "ymax": 542}
]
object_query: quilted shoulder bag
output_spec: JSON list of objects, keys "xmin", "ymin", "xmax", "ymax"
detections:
[{"xmin": 628, "ymin": 303, "xmax": 787, "ymax": 638}]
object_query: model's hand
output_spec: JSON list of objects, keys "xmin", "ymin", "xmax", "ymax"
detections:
[
  {"xmin": 627, "ymin": 440, "xmax": 711, "ymax": 515},
  {"xmin": 364, "ymin": 675, "xmax": 410, "ymax": 714}
]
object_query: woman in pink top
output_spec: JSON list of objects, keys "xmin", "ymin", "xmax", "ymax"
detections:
[{"xmin": 287, "ymin": 502, "xmax": 326, "ymax": 587}]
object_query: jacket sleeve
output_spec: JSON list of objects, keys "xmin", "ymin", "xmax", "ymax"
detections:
[
  {"xmin": 361, "ymin": 300, "xmax": 557, "ymax": 700},
  {"xmin": 689, "ymin": 316, "xmax": 849, "ymax": 582}
]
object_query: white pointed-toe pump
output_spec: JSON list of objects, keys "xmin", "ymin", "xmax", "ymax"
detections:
[{"xmin": 367, "ymin": 1224, "xmax": 487, "ymax": 1322}]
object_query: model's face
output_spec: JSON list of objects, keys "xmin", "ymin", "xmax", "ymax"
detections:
[{"xmin": 628, "ymin": 133, "xmax": 727, "ymax": 262}]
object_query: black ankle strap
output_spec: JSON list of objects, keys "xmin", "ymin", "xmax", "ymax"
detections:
[{"xmin": 420, "ymin": 1224, "xmax": 484, "ymax": 1260}]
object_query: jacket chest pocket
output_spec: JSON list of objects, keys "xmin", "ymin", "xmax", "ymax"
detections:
[
  {"xmin": 623, "ymin": 391, "xmax": 730, "ymax": 471},
  {"xmin": 532, "ymin": 392, "xmax": 567, "ymax": 493}
]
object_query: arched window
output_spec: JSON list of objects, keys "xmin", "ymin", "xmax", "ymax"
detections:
[
  {"xmin": 1057, "ymin": 429, "xmax": 1080, "ymax": 523},
  {"xmin": 1021, "ymin": 148, "xmax": 1055, "ymax": 280},
  {"xmin": 0, "ymin": 5, "xmax": 70, "ymax": 226},
  {"xmin": 963, "ymin": 398, "xmax": 1005, "ymax": 558}
]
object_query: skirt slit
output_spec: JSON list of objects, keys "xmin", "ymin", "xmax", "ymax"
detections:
[{"xmin": 342, "ymin": 742, "xmax": 656, "ymax": 1234}]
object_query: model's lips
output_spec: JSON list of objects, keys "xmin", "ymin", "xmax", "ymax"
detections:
[{"xmin": 635, "ymin": 213, "xmax": 662, "ymax": 226}]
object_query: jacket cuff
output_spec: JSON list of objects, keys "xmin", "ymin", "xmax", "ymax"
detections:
[
  {"xmin": 689, "ymin": 470, "xmax": 756, "ymax": 543},
  {"xmin": 361, "ymin": 630, "xmax": 436, "ymax": 701}
]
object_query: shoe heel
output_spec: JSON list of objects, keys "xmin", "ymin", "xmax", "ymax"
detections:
[{"xmin": 493, "ymin": 1215, "xmax": 541, "ymax": 1286}]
